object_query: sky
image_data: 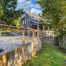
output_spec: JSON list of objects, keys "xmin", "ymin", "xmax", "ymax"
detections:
[{"xmin": 16, "ymin": 0, "xmax": 42, "ymax": 14}]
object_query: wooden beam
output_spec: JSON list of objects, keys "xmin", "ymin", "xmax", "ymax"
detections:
[{"xmin": 0, "ymin": 25, "xmax": 41, "ymax": 32}]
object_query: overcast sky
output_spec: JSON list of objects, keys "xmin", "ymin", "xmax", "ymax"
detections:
[{"xmin": 16, "ymin": 0, "xmax": 42, "ymax": 14}]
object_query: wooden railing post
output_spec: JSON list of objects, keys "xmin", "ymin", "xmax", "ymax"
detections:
[
  {"xmin": 33, "ymin": 32, "xmax": 35, "ymax": 39},
  {"xmin": 31, "ymin": 31, "xmax": 35, "ymax": 55},
  {"xmin": 0, "ymin": 54, "xmax": 8, "ymax": 66},
  {"xmin": 37, "ymin": 32, "xmax": 39, "ymax": 38},
  {"xmin": 2, "ymin": 54, "xmax": 8, "ymax": 66},
  {"xmin": 22, "ymin": 30, "xmax": 26, "ymax": 63},
  {"xmin": 0, "ymin": 25, "xmax": 41, "ymax": 65},
  {"xmin": 43, "ymin": 26, "xmax": 44, "ymax": 36}
]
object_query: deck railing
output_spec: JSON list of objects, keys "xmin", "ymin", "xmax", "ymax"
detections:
[{"xmin": 0, "ymin": 24, "xmax": 42, "ymax": 65}]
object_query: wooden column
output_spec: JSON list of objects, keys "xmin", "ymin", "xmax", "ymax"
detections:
[
  {"xmin": 37, "ymin": 32, "xmax": 39, "ymax": 38},
  {"xmin": 0, "ymin": 56, "xmax": 3, "ymax": 66},
  {"xmin": 24, "ymin": 19, "xmax": 27, "ymax": 28},
  {"xmin": 0, "ymin": 54, "xmax": 8, "ymax": 66},
  {"xmin": 32, "ymin": 32, "xmax": 35, "ymax": 40},
  {"xmin": 43, "ymin": 26, "xmax": 44, "ymax": 36},
  {"xmin": 32, "ymin": 31, "xmax": 35, "ymax": 55},
  {"xmin": 2, "ymin": 54, "xmax": 8, "ymax": 66},
  {"xmin": 22, "ymin": 30, "xmax": 26, "ymax": 63},
  {"xmin": 37, "ymin": 24, "xmax": 39, "ymax": 30},
  {"xmin": 43, "ymin": 26, "xmax": 44, "ymax": 32},
  {"xmin": 37, "ymin": 24, "xmax": 40, "ymax": 38}
]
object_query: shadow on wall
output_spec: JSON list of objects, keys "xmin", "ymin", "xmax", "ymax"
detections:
[{"xmin": 42, "ymin": 36, "xmax": 59, "ymax": 46}]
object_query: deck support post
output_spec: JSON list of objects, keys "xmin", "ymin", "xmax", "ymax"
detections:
[
  {"xmin": 31, "ymin": 31, "xmax": 35, "ymax": 55},
  {"xmin": 0, "ymin": 54, "xmax": 8, "ymax": 66},
  {"xmin": 22, "ymin": 30, "xmax": 26, "ymax": 63},
  {"xmin": 37, "ymin": 24, "xmax": 39, "ymax": 30},
  {"xmin": 43, "ymin": 26, "xmax": 44, "ymax": 36}
]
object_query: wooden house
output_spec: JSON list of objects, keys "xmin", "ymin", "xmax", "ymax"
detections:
[{"xmin": 20, "ymin": 11, "xmax": 43, "ymax": 30}]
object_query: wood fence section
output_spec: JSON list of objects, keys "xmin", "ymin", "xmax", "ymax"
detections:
[
  {"xmin": 0, "ymin": 25, "xmax": 42, "ymax": 66},
  {"xmin": 0, "ymin": 25, "xmax": 41, "ymax": 32}
]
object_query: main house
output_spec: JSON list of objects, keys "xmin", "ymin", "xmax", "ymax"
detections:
[
  {"xmin": 20, "ymin": 10, "xmax": 52, "ymax": 31},
  {"xmin": 20, "ymin": 11, "xmax": 43, "ymax": 30}
]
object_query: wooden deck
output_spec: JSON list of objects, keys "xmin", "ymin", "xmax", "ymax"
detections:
[{"xmin": 0, "ymin": 36, "xmax": 32, "ymax": 55}]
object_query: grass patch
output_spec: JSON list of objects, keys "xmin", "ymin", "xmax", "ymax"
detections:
[{"xmin": 24, "ymin": 43, "xmax": 66, "ymax": 66}]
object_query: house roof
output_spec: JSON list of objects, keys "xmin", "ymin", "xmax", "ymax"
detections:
[
  {"xmin": 21, "ymin": 12, "xmax": 52, "ymax": 25},
  {"xmin": 25, "ymin": 13, "xmax": 40, "ymax": 24},
  {"xmin": 21, "ymin": 12, "xmax": 41, "ymax": 24}
]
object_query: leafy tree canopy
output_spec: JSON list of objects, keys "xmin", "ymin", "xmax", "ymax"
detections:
[
  {"xmin": 0, "ymin": 5, "xmax": 3, "ymax": 19},
  {"xmin": 37, "ymin": 0, "xmax": 66, "ymax": 37},
  {"xmin": 0, "ymin": 0, "xmax": 23, "ymax": 26}
]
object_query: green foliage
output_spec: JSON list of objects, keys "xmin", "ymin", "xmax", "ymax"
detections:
[
  {"xmin": 1, "ymin": 10, "xmax": 22, "ymax": 25},
  {"xmin": 38, "ymin": 0, "xmax": 66, "ymax": 18},
  {"xmin": 24, "ymin": 43, "xmax": 66, "ymax": 66},
  {"xmin": 14, "ymin": 17, "xmax": 21, "ymax": 27},
  {"xmin": 37, "ymin": 0, "xmax": 66, "ymax": 37},
  {"xmin": 0, "ymin": 0, "xmax": 23, "ymax": 26},
  {"xmin": 1, "ymin": 0, "xmax": 17, "ymax": 11},
  {"xmin": 0, "ymin": 5, "xmax": 3, "ymax": 19}
]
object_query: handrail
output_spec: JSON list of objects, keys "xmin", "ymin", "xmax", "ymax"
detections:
[{"xmin": 0, "ymin": 24, "xmax": 41, "ymax": 32}]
